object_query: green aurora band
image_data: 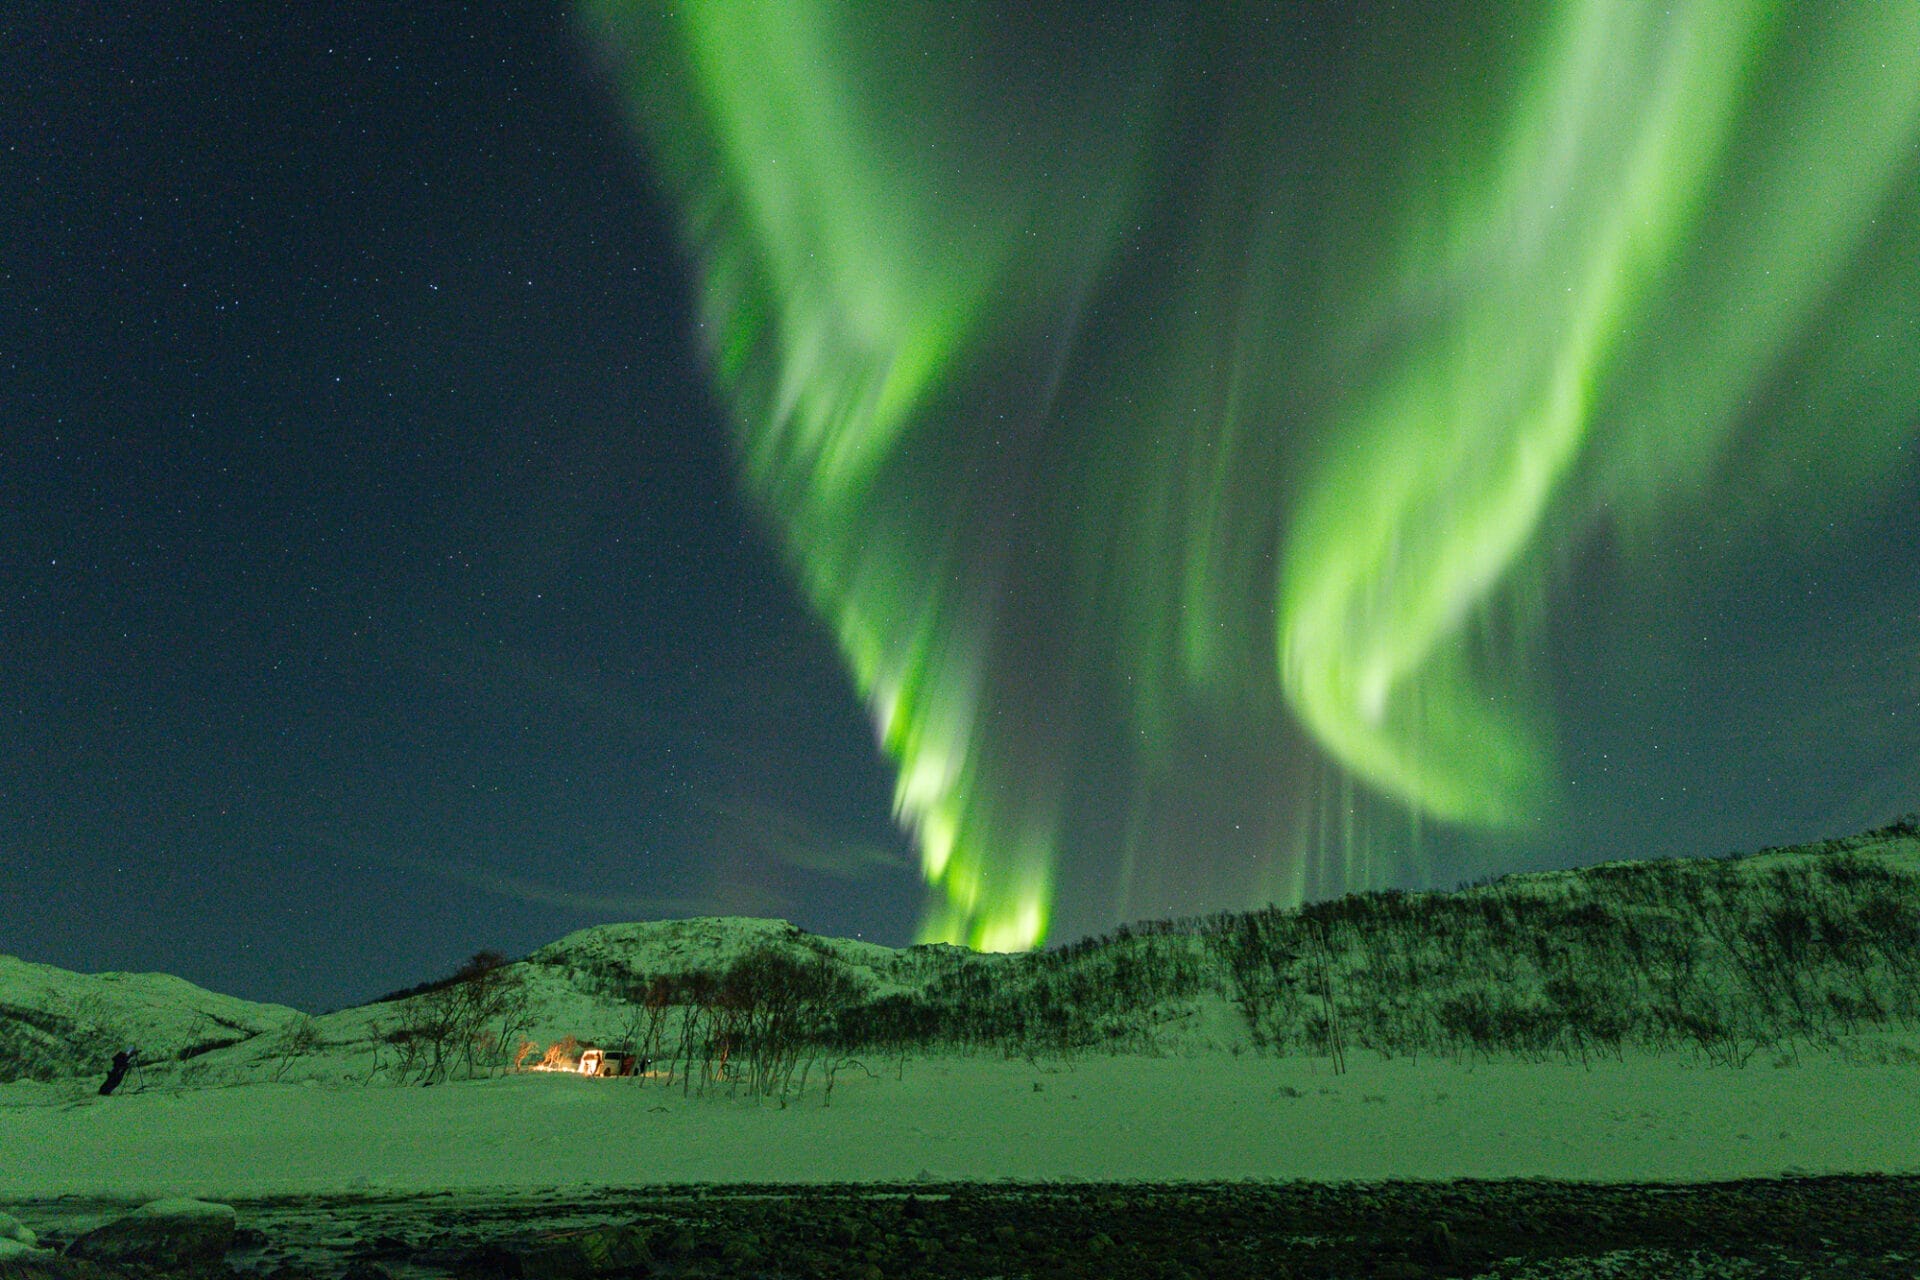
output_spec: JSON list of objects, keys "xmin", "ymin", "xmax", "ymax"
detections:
[{"xmin": 589, "ymin": 1, "xmax": 1920, "ymax": 949}]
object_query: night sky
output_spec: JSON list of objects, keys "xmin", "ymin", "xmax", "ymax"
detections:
[
  {"xmin": 4, "ymin": 4, "xmax": 917, "ymax": 1010},
  {"xmin": 7, "ymin": 4, "xmax": 1920, "ymax": 1009}
]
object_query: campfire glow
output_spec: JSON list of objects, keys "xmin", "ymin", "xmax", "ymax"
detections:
[{"xmin": 515, "ymin": 1037, "xmax": 634, "ymax": 1077}]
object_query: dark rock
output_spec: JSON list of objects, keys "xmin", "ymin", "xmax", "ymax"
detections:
[
  {"xmin": 1418, "ymin": 1219, "xmax": 1460, "ymax": 1267},
  {"xmin": 457, "ymin": 1225, "xmax": 651, "ymax": 1280},
  {"xmin": 0, "ymin": 1255, "xmax": 121, "ymax": 1280},
  {"xmin": 261, "ymin": 1266, "xmax": 324, "ymax": 1280},
  {"xmin": 657, "ymin": 1228, "xmax": 698, "ymax": 1259},
  {"xmin": 461, "ymin": 1244, "xmax": 548, "ymax": 1280},
  {"xmin": 65, "ymin": 1199, "xmax": 237, "ymax": 1270},
  {"xmin": 1373, "ymin": 1261, "xmax": 1433, "ymax": 1280}
]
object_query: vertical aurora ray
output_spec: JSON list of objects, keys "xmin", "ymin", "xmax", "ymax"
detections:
[
  {"xmin": 1280, "ymin": 2, "xmax": 1920, "ymax": 829},
  {"xmin": 587, "ymin": 0, "xmax": 1165, "ymax": 948},
  {"xmin": 588, "ymin": 1, "xmax": 1920, "ymax": 946},
  {"xmin": 1280, "ymin": 1, "xmax": 1773, "ymax": 825}
]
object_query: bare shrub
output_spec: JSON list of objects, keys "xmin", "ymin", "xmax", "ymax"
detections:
[
  {"xmin": 381, "ymin": 951, "xmax": 530, "ymax": 1085},
  {"xmin": 268, "ymin": 1014, "xmax": 322, "ymax": 1082}
]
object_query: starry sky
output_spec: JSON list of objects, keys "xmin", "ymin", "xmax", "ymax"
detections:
[
  {"xmin": 4, "ymin": 3, "xmax": 918, "ymax": 1010},
  {"xmin": 7, "ymin": 3, "xmax": 1920, "ymax": 1009}
]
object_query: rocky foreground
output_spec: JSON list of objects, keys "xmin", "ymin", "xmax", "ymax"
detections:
[{"xmin": 5, "ymin": 1176, "xmax": 1920, "ymax": 1280}]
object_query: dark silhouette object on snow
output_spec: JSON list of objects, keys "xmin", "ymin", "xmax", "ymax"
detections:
[{"xmin": 99, "ymin": 1047, "xmax": 138, "ymax": 1096}]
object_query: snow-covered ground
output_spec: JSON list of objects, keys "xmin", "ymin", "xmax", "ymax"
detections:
[
  {"xmin": 7, "ymin": 829, "xmax": 1917, "ymax": 1204},
  {"xmin": 5, "ymin": 1041, "xmax": 1918, "ymax": 1199}
]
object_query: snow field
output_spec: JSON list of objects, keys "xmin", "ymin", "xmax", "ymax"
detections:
[{"xmin": 4, "ymin": 1045, "xmax": 1917, "ymax": 1199}]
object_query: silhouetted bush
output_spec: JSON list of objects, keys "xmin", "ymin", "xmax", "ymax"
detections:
[{"xmin": 379, "ymin": 950, "xmax": 530, "ymax": 1085}]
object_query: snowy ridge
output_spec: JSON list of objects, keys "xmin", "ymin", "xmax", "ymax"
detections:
[
  {"xmin": 3, "ymin": 821, "xmax": 1917, "ymax": 1201},
  {"xmin": 529, "ymin": 916, "xmax": 918, "ymax": 997},
  {"xmin": 0, "ymin": 955, "xmax": 298, "ymax": 1084},
  {"xmin": 1459, "ymin": 820, "xmax": 1920, "ymax": 899},
  {"xmin": 4, "ymin": 817, "xmax": 1918, "ymax": 1089}
]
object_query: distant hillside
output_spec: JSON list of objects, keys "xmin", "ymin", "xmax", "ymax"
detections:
[
  {"xmin": 6, "ymin": 816, "xmax": 1917, "ymax": 1087},
  {"xmin": 1196, "ymin": 816, "xmax": 1920, "ymax": 1068},
  {"xmin": 0, "ymin": 955, "xmax": 298, "ymax": 1083},
  {"xmin": 519, "ymin": 817, "xmax": 1920, "ymax": 1073}
]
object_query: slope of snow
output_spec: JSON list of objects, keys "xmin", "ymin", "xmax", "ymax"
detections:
[
  {"xmin": 10, "ymin": 826, "xmax": 1919, "ymax": 1089},
  {"xmin": 4, "ymin": 821, "xmax": 1916, "ymax": 1198},
  {"xmin": 532, "ymin": 917, "xmax": 915, "ymax": 992},
  {"xmin": 1473, "ymin": 824, "xmax": 1920, "ymax": 900},
  {"xmin": 0, "ymin": 956, "xmax": 299, "ymax": 1083},
  {"xmin": 3, "ymin": 1042, "xmax": 1917, "ymax": 1199}
]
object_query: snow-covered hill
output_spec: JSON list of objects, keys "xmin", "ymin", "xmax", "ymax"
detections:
[
  {"xmin": 0, "ymin": 955, "xmax": 298, "ymax": 1084},
  {"xmin": 4, "ymin": 821, "xmax": 1919, "ymax": 1199},
  {"xmin": 5, "ymin": 817, "xmax": 1918, "ymax": 1091},
  {"xmin": 530, "ymin": 916, "xmax": 911, "ymax": 988}
]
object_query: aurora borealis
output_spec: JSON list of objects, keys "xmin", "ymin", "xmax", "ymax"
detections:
[
  {"xmin": 594, "ymin": 1, "xmax": 1920, "ymax": 949},
  {"xmin": 10, "ymin": 4, "xmax": 1920, "ymax": 1009}
]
